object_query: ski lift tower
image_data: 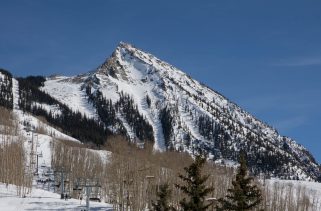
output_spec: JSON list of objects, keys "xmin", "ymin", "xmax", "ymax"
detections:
[
  {"xmin": 74, "ymin": 178, "xmax": 101, "ymax": 211},
  {"xmin": 54, "ymin": 167, "xmax": 70, "ymax": 199}
]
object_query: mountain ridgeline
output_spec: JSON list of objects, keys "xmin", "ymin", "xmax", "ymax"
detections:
[{"xmin": 0, "ymin": 42, "xmax": 320, "ymax": 181}]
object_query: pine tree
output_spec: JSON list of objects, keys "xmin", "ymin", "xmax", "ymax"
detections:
[
  {"xmin": 217, "ymin": 153, "xmax": 262, "ymax": 211},
  {"xmin": 175, "ymin": 154, "xmax": 213, "ymax": 211},
  {"xmin": 152, "ymin": 183, "xmax": 175, "ymax": 211}
]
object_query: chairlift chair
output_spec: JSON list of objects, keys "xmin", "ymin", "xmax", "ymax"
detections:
[
  {"xmin": 73, "ymin": 186, "xmax": 83, "ymax": 191},
  {"xmin": 89, "ymin": 197, "xmax": 101, "ymax": 202},
  {"xmin": 54, "ymin": 182, "xmax": 60, "ymax": 187}
]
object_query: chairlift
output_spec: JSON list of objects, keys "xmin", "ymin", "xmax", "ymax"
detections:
[
  {"xmin": 90, "ymin": 188, "xmax": 101, "ymax": 202},
  {"xmin": 89, "ymin": 197, "xmax": 101, "ymax": 202},
  {"xmin": 44, "ymin": 171, "xmax": 51, "ymax": 176},
  {"xmin": 40, "ymin": 161, "xmax": 46, "ymax": 167},
  {"xmin": 47, "ymin": 178, "xmax": 54, "ymax": 182},
  {"xmin": 45, "ymin": 168, "xmax": 53, "ymax": 173},
  {"xmin": 73, "ymin": 186, "xmax": 83, "ymax": 191}
]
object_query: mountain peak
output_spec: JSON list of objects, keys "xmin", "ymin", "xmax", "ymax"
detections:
[
  {"xmin": 117, "ymin": 41, "xmax": 134, "ymax": 49},
  {"xmin": 96, "ymin": 42, "xmax": 167, "ymax": 79}
]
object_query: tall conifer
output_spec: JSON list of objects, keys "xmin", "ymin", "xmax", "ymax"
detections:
[
  {"xmin": 217, "ymin": 153, "xmax": 262, "ymax": 211},
  {"xmin": 152, "ymin": 183, "xmax": 175, "ymax": 211},
  {"xmin": 176, "ymin": 155, "xmax": 213, "ymax": 211}
]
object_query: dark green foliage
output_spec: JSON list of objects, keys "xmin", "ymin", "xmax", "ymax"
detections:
[
  {"xmin": 198, "ymin": 115, "xmax": 216, "ymax": 140},
  {"xmin": 18, "ymin": 76, "xmax": 110, "ymax": 145},
  {"xmin": 0, "ymin": 69, "xmax": 12, "ymax": 78},
  {"xmin": 152, "ymin": 183, "xmax": 176, "ymax": 211},
  {"xmin": 176, "ymin": 155, "xmax": 213, "ymax": 211},
  {"xmin": 160, "ymin": 107, "xmax": 173, "ymax": 149},
  {"xmin": 0, "ymin": 69, "xmax": 13, "ymax": 109},
  {"xmin": 115, "ymin": 91, "xmax": 154, "ymax": 142},
  {"xmin": 217, "ymin": 153, "xmax": 262, "ymax": 211},
  {"xmin": 86, "ymin": 86, "xmax": 154, "ymax": 141},
  {"xmin": 146, "ymin": 94, "xmax": 151, "ymax": 108},
  {"xmin": 18, "ymin": 76, "xmax": 58, "ymax": 111},
  {"xmin": 20, "ymin": 76, "xmax": 46, "ymax": 87},
  {"xmin": 86, "ymin": 87, "xmax": 117, "ymax": 127},
  {"xmin": 197, "ymin": 113, "xmax": 297, "ymax": 179},
  {"xmin": 85, "ymin": 86, "xmax": 127, "ymax": 137}
]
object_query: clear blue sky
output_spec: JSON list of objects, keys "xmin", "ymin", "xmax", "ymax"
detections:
[{"xmin": 1, "ymin": 0, "xmax": 321, "ymax": 162}]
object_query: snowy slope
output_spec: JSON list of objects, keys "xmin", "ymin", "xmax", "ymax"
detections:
[
  {"xmin": 12, "ymin": 78, "xmax": 19, "ymax": 109},
  {"xmin": 41, "ymin": 76, "xmax": 97, "ymax": 119}
]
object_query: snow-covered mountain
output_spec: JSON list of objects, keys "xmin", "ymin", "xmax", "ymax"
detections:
[{"xmin": 1, "ymin": 42, "xmax": 320, "ymax": 181}]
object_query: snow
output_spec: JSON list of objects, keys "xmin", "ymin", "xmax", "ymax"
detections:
[
  {"xmin": 15, "ymin": 109, "xmax": 80, "ymax": 143},
  {"xmin": 12, "ymin": 78, "xmax": 19, "ymax": 110},
  {"xmin": 42, "ymin": 76, "xmax": 97, "ymax": 119},
  {"xmin": 88, "ymin": 149, "xmax": 111, "ymax": 164},
  {"xmin": 116, "ymin": 113, "xmax": 135, "ymax": 140},
  {"xmin": 214, "ymin": 159, "xmax": 239, "ymax": 168},
  {"xmin": 32, "ymin": 102, "xmax": 62, "ymax": 116},
  {"xmin": 178, "ymin": 101, "xmax": 203, "ymax": 141},
  {"xmin": 95, "ymin": 52, "xmax": 167, "ymax": 150},
  {"xmin": 0, "ymin": 183, "xmax": 113, "ymax": 211},
  {"xmin": 0, "ymin": 72, "xmax": 4, "ymax": 81}
]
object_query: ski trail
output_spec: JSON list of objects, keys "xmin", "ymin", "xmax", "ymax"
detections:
[{"xmin": 12, "ymin": 78, "xmax": 19, "ymax": 110}]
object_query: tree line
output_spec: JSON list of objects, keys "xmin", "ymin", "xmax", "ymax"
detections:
[{"xmin": 0, "ymin": 69, "xmax": 13, "ymax": 109}]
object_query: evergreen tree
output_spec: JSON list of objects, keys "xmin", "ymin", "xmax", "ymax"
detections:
[
  {"xmin": 217, "ymin": 153, "xmax": 262, "ymax": 211},
  {"xmin": 152, "ymin": 183, "xmax": 175, "ymax": 211},
  {"xmin": 175, "ymin": 155, "xmax": 213, "ymax": 211},
  {"xmin": 160, "ymin": 107, "xmax": 173, "ymax": 149}
]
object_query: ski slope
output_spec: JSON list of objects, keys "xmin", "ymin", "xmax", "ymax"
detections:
[{"xmin": 42, "ymin": 76, "xmax": 97, "ymax": 119}]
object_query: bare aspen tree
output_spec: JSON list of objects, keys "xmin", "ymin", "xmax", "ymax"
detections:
[{"xmin": 0, "ymin": 107, "xmax": 32, "ymax": 197}]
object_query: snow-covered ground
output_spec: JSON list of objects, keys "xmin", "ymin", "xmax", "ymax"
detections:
[{"xmin": 0, "ymin": 183, "xmax": 113, "ymax": 211}]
